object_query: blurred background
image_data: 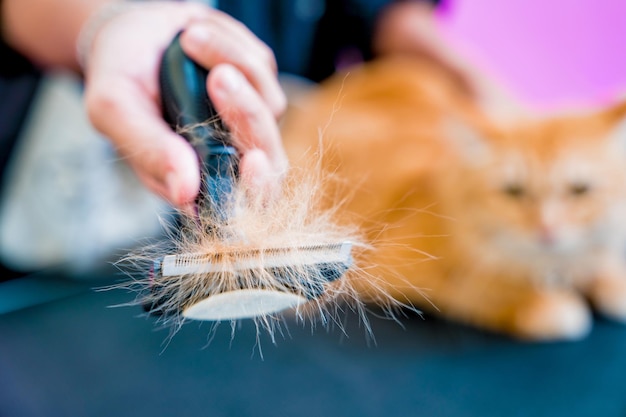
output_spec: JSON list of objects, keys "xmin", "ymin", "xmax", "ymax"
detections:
[
  {"xmin": 436, "ymin": 0, "xmax": 626, "ymax": 109},
  {"xmin": 1, "ymin": 0, "xmax": 626, "ymax": 416}
]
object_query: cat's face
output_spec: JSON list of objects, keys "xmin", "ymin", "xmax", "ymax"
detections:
[{"xmin": 450, "ymin": 107, "xmax": 626, "ymax": 261}]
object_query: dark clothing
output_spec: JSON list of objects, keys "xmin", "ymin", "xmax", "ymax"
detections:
[
  {"xmin": 220, "ymin": 0, "xmax": 438, "ymax": 82},
  {"xmin": 219, "ymin": 0, "xmax": 389, "ymax": 81},
  {"xmin": 0, "ymin": 40, "xmax": 41, "ymax": 281},
  {"xmin": 0, "ymin": 39, "xmax": 41, "ymax": 188}
]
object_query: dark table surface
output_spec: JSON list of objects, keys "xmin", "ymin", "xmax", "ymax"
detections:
[{"xmin": 1, "ymin": 270, "xmax": 626, "ymax": 417}]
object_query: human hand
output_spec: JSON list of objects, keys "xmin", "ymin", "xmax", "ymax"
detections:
[{"xmin": 83, "ymin": 2, "xmax": 288, "ymax": 207}]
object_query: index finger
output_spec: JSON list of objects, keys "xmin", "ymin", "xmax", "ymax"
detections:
[
  {"xmin": 179, "ymin": 15, "xmax": 286, "ymax": 119},
  {"xmin": 207, "ymin": 64, "xmax": 288, "ymax": 190}
]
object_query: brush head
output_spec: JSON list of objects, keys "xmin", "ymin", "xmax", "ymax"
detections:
[
  {"xmin": 160, "ymin": 241, "xmax": 352, "ymax": 275},
  {"xmin": 146, "ymin": 241, "xmax": 353, "ymax": 321}
]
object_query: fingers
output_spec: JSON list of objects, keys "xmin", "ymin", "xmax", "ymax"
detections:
[
  {"xmin": 179, "ymin": 12, "xmax": 286, "ymax": 119},
  {"xmin": 85, "ymin": 77, "xmax": 201, "ymax": 207},
  {"xmin": 207, "ymin": 64, "xmax": 288, "ymax": 191}
]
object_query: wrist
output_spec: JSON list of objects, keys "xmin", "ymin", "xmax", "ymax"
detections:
[{"xmin": 76, "ymin": 1, "xmax": 141, "ymax": 73}]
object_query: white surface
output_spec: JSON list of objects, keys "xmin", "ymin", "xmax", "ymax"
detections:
[{"xmin": 183, "ymin": 289, "xmax": 308, "ymax": 321}]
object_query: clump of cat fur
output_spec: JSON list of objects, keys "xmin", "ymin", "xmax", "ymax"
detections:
[{"xmin": 115, "ymin": 155, "xmax": 407, "ymax": 339}]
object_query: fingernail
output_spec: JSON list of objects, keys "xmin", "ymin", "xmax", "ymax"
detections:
[
  {"xmin": 217, "ymin": 66, "xmax": 242, "ymax": 94},
  {"xmin": 165, "ymin": 157, "xmax": 201, "ymax": 206},
  {"xmin": 185, "ymin": 25, "xmax": 210, "ymax": 48},
  {"xmin": 240, "ymin": 149, "xmax": 272, "ymax": 190}
]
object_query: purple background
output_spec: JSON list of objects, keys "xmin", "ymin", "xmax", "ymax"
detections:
[{"xmin": 436, "ymin": 0, "xmax": 626, "ymax": 109}]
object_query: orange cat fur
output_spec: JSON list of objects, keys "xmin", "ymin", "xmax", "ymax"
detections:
[{"xmin": 281, "ymin": 58, "xmax": 626, "ymax": 341}]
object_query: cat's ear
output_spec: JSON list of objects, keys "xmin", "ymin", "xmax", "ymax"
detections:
[{"xmin": 443, "ymin": 119, "xmax": 493, "ymax": 164}]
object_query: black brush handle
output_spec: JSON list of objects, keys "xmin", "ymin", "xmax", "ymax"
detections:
[{"xmin": 159, "ymin": 31, "xmax": 237, "ymax": 221}]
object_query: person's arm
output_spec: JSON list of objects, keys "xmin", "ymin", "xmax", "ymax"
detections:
[
  {"xmin": 1, "ymin": 0, "xmax": 113, "ymax": 72},
  {"xmin": 1, "ymin": 0, "xmax": 288, "ymax": 207}
]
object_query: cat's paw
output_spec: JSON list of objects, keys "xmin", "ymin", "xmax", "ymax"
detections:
[
  {"xmin": 512, "ymin": 291, "xmax": 591, "ymax": 341},
  {"xmin": 588, "ymin": 277, "xmax": 626, "ymax": 322}
]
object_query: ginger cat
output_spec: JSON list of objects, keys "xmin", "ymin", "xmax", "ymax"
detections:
[{"xmin": 281, "ymin": 57, "xmax": 626, "ymax": 341}]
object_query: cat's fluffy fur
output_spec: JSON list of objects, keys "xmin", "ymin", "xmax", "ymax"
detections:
[{"xmin": 281, "ymin": 57, "xmax": 626, "ymax": 341}]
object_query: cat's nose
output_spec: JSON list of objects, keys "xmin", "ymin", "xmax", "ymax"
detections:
[{"xmin": 538, "ymin": 225, "xmax": 557, "ymax": 246}]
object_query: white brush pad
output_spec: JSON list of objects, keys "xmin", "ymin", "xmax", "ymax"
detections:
[{"xmin": 182, "ymin": 289, "xmax": 308, "ymax": 321}]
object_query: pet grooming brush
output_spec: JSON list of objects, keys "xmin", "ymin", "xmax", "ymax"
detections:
[{"xmin": 144, "ymin": 32, "xmax": 353, "ymax": 321}]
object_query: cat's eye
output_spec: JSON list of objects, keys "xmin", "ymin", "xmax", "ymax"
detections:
[
  {"xmin": 569, "ymin": 183, "xmax": 590, "ymax": 196},
  {"xmin": 502, "ymin": 183, "xmax": 525, "ymax": 198}
]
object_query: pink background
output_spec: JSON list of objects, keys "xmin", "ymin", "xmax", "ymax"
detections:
[{"xmin": 436, "ymin": 0, "xmax": 626, "ymax": 109}]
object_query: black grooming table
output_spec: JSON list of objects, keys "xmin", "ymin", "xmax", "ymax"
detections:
[{"xmin": 1, "ymin": 270, "xmax": 626, "ymax": 417}]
